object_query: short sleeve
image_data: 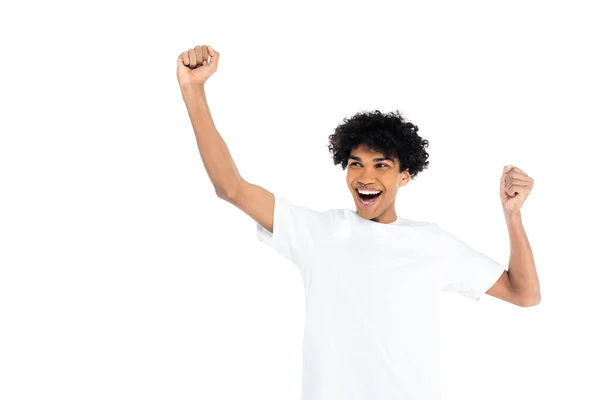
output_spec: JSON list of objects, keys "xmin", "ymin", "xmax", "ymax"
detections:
[
  {"xmin": 256, "ymin": 194, "xmax": 328, "ymax": 271},
  {"xmin": 435, "ymin": 223, "xmax": 506, "ymax": 302}
]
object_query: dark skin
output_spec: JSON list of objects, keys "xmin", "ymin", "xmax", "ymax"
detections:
[{"xmin": 346, "ymin": 144, "xmax": 411, "ymax": 224}]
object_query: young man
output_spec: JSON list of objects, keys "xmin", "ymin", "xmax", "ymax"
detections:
[{"xmin": 177, "ymin": 45, "xmax": 541, "ymax": 400}]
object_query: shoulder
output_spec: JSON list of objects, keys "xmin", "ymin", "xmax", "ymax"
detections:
[
  {"xmin": 284, "ymin": 199, "xmax": 346, "ymax": 232},
  {"xmin": 397, "ymin": 217, "xmax": 436, "ymax": 228}
]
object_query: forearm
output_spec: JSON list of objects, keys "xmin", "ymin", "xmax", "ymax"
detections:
[
  {"xmin": 504, "ymin": 210, "xmax": 541, "ymax": 304},
  {"xmin": 180, "ymin": 84, "xmax": 242, "ymax": 196}
]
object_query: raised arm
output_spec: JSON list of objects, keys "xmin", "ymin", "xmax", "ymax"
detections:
[{"xmin": 177, "ymin": 45, "xmax": 276, "ymax": 233}]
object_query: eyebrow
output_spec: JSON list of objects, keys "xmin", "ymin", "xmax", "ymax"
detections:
[{"xmin": 349, "ymin": 155, "xmax": 395, "ymax": 164}]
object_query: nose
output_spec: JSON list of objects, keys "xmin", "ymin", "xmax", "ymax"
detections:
[{"xmin": 358, "ymin": 179, "xmax": 376, "ymax": 186}]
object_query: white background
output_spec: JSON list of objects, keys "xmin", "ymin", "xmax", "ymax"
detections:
[{"xmin": 1, "ymin": 0, "xmax": 598, "ymax": 399}]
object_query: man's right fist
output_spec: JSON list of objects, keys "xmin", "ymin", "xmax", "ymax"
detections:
[{"xmin": 177, "ymin": 45, "xmax": 219, "ymax": 88}]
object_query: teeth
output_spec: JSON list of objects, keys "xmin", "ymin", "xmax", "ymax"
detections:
[{"xmin": 357, "ymin": 189, "xmax": 382, "ymax": 195}]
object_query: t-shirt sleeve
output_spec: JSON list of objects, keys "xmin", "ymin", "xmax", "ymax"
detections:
[
  {"xmin": 435, "ymin": 223, "xmax": 506, "ymax": 302},
  {"xmin": 256, "ymin": 194, "xmax": 328, "ymax": 270}
]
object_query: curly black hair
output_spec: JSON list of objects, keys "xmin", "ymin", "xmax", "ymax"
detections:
[{"xmin": 327, "ymin": 109, "xmax": 430, "ymax": 179}]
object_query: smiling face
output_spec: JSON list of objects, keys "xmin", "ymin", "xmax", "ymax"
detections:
[{"xmin": 346, "ymin": 144, "xmax": 411, "ymax": 224}]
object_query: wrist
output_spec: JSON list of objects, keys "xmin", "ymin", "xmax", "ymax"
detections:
[
  {"xmin": 503, "ymin": 209, "xmax": 522, "ymax": 220},
  {"xmin": 180, "ymin": 82, "xmax": 205, "ymax": 96}
]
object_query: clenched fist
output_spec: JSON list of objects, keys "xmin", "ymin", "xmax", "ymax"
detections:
[
  {"xmin": 500, "ymin": 165, "xmax": 534, "ymax": 215},
  {"xmin": 177, "ymin": 45, "xmax": 219, "ymax": 88}
]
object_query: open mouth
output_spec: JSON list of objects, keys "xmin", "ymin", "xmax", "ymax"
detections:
[{"xmin": 355, "ymin": 189, "xmax": 382, "ymax": 207}]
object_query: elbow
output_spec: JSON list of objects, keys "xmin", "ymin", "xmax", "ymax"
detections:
[
  {"xmin": 215, "ymin": 176, "xmax": 243, "ymax": 200},
  {"xmin": 519, "ymin": 290, "xmax": 542, "ymax": 307},
  {"xmin": 215, "ymin": 185, "xmax": 238, "ymax": 200},
  {"xmin": 511, "ymin": 278, "xmax": 541, "ymax": 307}
]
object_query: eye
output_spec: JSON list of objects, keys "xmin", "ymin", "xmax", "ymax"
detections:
[{"xmin": 350, "ymin": 162, "xmax": 388, "ymax": 168}]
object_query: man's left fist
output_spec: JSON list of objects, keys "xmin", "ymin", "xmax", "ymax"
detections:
[{"xmin": 500, "ymin": 165, "xmax": 534, "ymax": 214}]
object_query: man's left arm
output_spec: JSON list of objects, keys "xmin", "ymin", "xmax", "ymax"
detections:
[{"xmin": 486, "ymin": 165, "xmax": 541, "ymax": 307}]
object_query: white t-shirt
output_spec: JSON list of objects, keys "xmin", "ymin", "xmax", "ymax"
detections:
[{"xmin": 256, "ymin": 194, "xmax": 506, "ymax": 400}]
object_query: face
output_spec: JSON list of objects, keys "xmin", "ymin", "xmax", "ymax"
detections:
[{"xmin": 346, "ymin": 144, "xmax": 411, "ymax": 224}]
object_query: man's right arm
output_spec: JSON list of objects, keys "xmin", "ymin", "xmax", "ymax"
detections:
[
  {"xmin": 181, "ymin": 84, "xmax": 241, "ymax": 198},
  {"xmin": 180, "ymin": 84, "xmax": 275, "ymax": 234}
]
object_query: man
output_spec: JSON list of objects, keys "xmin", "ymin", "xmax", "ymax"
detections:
[{"xmin": 177, "ymin": 44, "xmax": 541, "ymax": 400}]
